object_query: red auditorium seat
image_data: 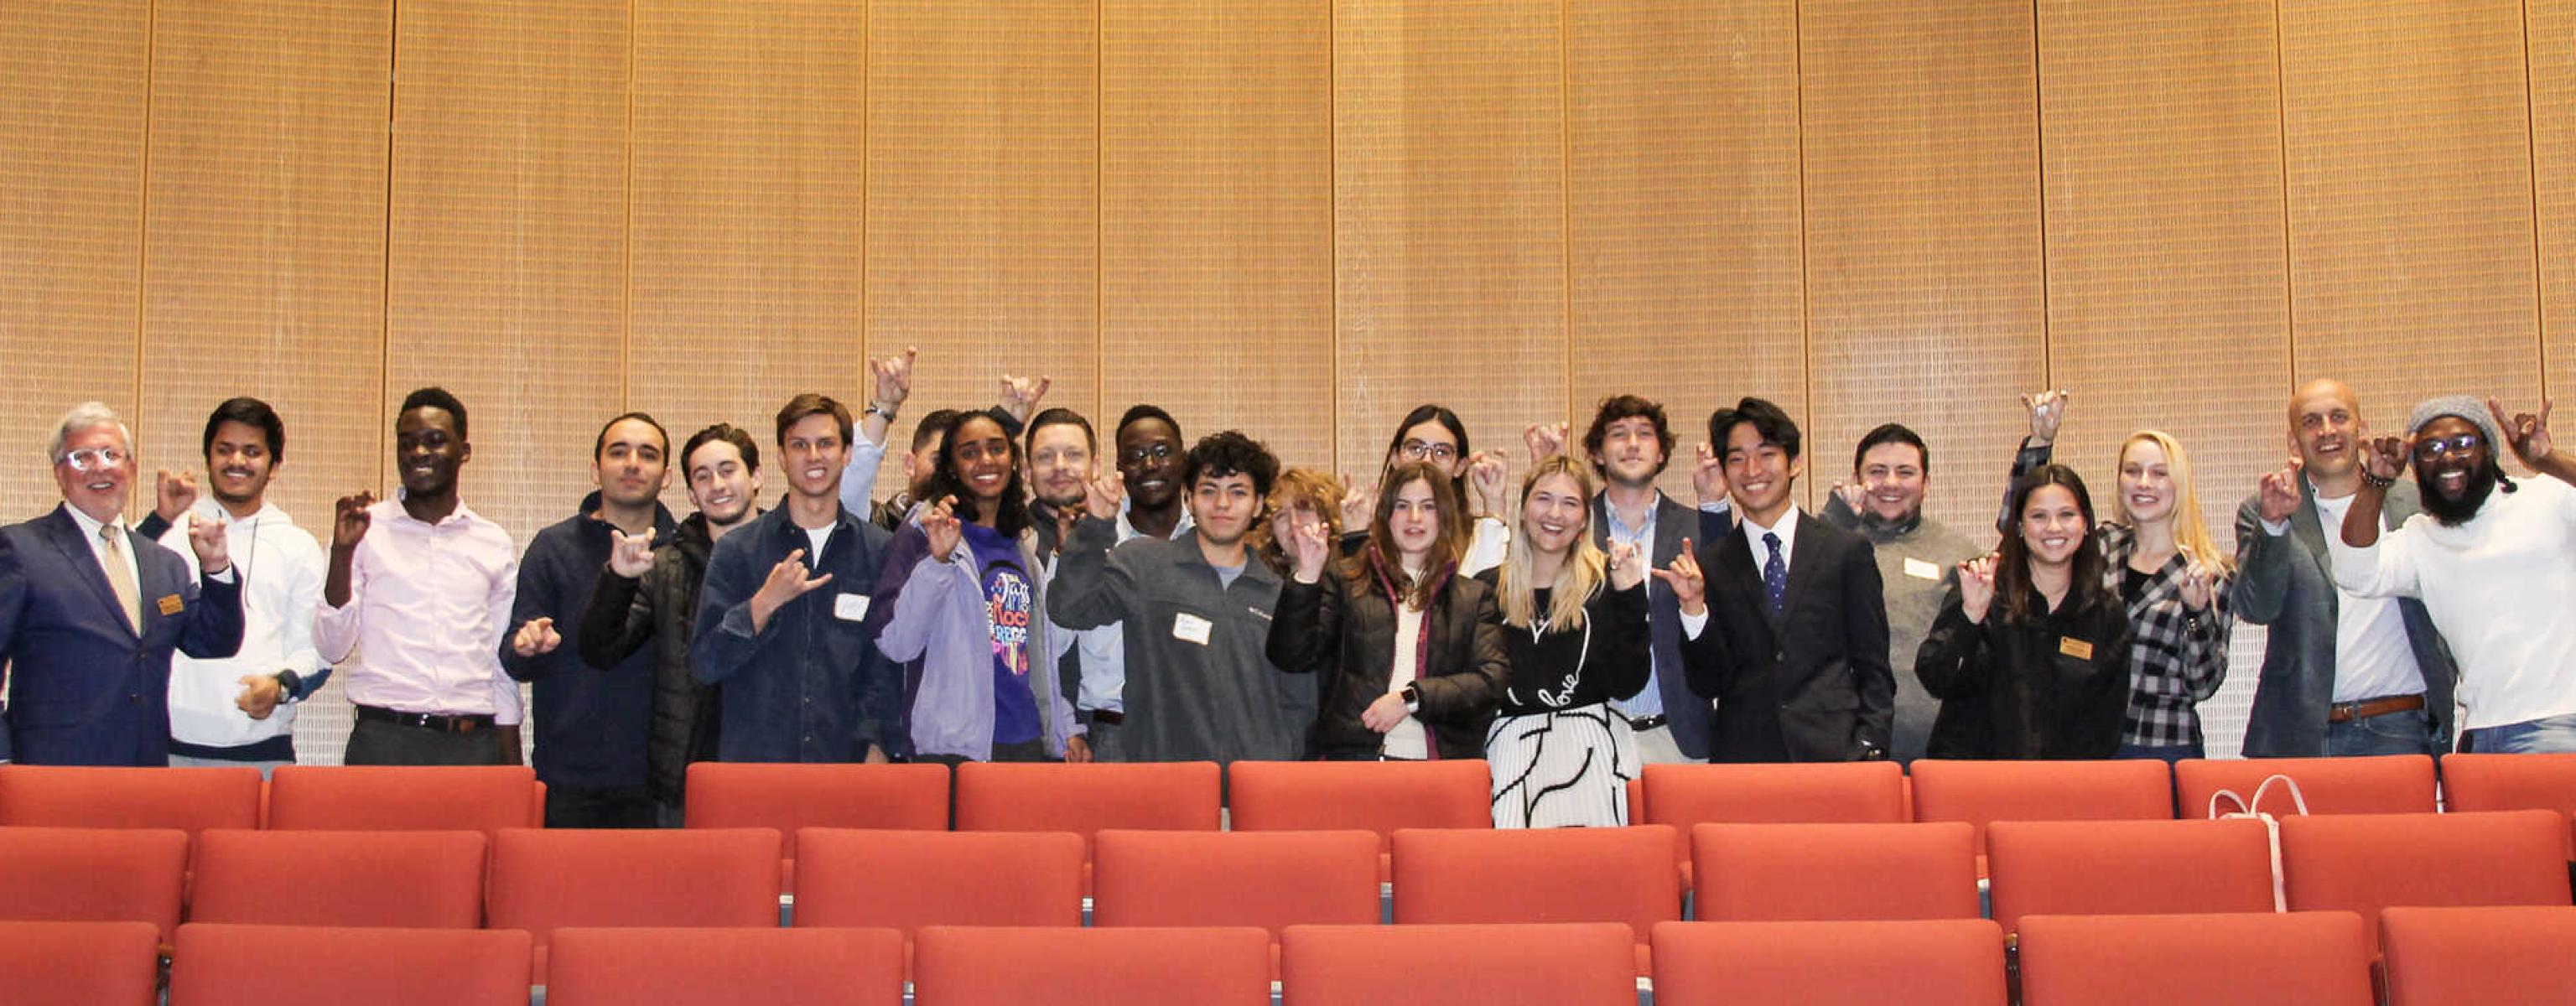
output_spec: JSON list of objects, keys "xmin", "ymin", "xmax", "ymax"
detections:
[
  {"xmin": 2280, "ymin": 810, "xmax": 2572, "ymax": 950},
  {"xmin": 2017, "ymin": 911, "xmax": 2373, "ymax": 1006},
  {"xmin": 791, "ymin": 827, "xmax": 1083, "ymax": 967},
  {"xmin": 953, "ymin": 761, "xmax": 1221, "ymax": 847},
  {"xmin": 1907, "ymin": 759, "xmax": 2173, "ymax": 863},
  {"xmin": 0, "ymin": 827, "xmax": 188, "ymax": 943},
  {"xmin": 1391, "ymin": 825, "xmax": 1677, "ymax": 973},
  {"xmin": 0, "ymin": 920, "xmax": 160, "ymax": 1006},
  {"xmin": 1643, "ymin": 761, "xmax": 1907, "ymax": 884},
  {"xmin": 485, "ymin": 827, "xmax": 781, "ymax": 983},
  {"xmin": 913, "ymin": 925, "xmax": 1270, "ymax": 1005},
  {"xmin": 1691, "ymin": 822, "xmax": 1980, "ymax": 922},
  {"xmin": 189, "ymin": 828, "xmax": 486, "ymax": 928},
  {"xmin": 2175, "ymin": 754, "xmax": 2437, "ymax": 817},
  {"xmin": 1091, "ymin": 828, "xmax": 1380, "ymax": 935},
  {"xmin": 1650, "ymin": 919, "xmax": 2008, "ymax": 1005},
  {"xmin": 1986, "ymin": 818, "xmax": 2277, "ymax": 933},
  {"xmin": 548, "ymin": 926, "xmax": 905, "ymax": 1006},
  {"xmin": 2380, "ymin": 905, "xmax": 2576, "ymax": 1005},
  {"xmin": 169, "ymin": 922, "xmax": 532, "ymax": 1006},
  {"xmin": 1226, "ymin": 760, "xmax": 1491, "ymax": 881},
  {"xmin": 264, "ymin": 765, "xmax": 540, "ymax": 831},
  {"xmin": 1280, "ymin": 922, "xmax": 1637, "ymax": 1006},
  {"xmin": 684, "ymin": 761, "xmax": 949, "ymax": 892},
  {"xmin": 0, "ymin": 764, "xmax": 259, "ymax": 832}
]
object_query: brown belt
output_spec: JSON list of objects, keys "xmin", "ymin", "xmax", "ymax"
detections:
[{"xmin": 2326, "ymin": 694, "xmax": 2425, "ymax": 724}]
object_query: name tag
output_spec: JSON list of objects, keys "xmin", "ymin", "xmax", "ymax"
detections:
[
  {"xmin": 2059, "ymin": 636, "xmax": 2095, "ymax": 661},
  {"xmin": 157, "ymin": 594, "xmax": 184, "ymax": 616},
  {"xmin": 834, "ymin": 593, "xmax": 871, "ymax": 622},
  {"xmin": 1903, "ymin": 557, "xmax": 1942, "ymax": 581},
  {"xmin": 1172, "ymin": 613, "xmax": 1213, "ymax": 646}
]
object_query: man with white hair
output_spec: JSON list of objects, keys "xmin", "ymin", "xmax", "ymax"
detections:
[{"xmin": 0, "ymin": 402, "xmax": 244, "ymax": 765}]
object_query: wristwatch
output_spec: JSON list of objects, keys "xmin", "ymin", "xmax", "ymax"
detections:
[{"xmin": 274, "ymin": 670, "xmax": 303, "ymax": 703}]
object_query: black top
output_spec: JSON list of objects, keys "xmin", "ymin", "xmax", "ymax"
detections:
[
  {"xmin": 1476, "ymin": 573, "xmax": 1652, "ymax": 717},
  {"xmin": 1915, "ymin": 582, "xmax": 2132, "ymax": 760}
]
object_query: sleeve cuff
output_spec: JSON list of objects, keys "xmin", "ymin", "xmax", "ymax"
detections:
[
  {"xmin": 1679, "ymin": 607, "xmax": 1709, "ymax": 640},
  {"xmin": 2259, "ymin": 516, "xmax": 2290, "ymax": 537}
]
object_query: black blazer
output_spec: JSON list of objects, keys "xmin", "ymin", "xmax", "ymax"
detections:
[{"xmin": 1679, "ymin": 511, "xmax": 1894, "ymax": 762}]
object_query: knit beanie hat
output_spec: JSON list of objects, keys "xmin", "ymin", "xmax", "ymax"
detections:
[{"xmin": 2407, "ymin": 395, "xmax": 2505, "ymax": 454}]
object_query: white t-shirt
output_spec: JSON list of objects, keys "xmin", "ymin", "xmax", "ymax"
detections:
[{"xmin": 2306, "ymin": 490, "xmax": 2426, "ymax": 703}]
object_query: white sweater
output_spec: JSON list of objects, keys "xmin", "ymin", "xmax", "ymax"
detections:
[
  {"xmin": 2328, "ymin": 475, "xmax": 2576, "ymax": 730},
  {"xmin": 159, "ymin": 500, "xmax": 327, "ymax": 749}
]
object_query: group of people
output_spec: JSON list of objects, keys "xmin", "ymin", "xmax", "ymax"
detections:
[{"xmin": 3, "ymin": 350, "xmax": 2571, "ymax": 830}]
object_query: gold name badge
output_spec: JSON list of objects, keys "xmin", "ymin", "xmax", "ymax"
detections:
[
  {"xmin": 157, "ymin": 594, "xmax": 184, "ymax": 615},
  {"xmin": 2058, "ymin": 636, "xmax": 2094, "ymax": 661}
]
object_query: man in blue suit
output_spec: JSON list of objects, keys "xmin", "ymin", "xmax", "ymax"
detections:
[{"xmin": 0, "ymin": 402, "xmax": 243, "ymax": 765}]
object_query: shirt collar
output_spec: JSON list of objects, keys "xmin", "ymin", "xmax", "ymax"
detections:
[
  {"xmin": 1740, "ymin": 503, "xmax": 1801, "ymax": 561},
  {"xmin": 1600, "ymin": 490, "xmax": 1665, "ymax": 541},
  {"xmin": 63, "ymin": 503, "xmax": 122, "ymax": 540}
]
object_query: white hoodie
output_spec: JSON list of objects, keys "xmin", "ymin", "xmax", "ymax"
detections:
[{"xmin": 158, "ymin": 498, "xmax": 327, "ymax": 750}]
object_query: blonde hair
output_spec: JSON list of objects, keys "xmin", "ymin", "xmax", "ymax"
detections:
[
  {"xmin": 1495, "ymin": 455, "xmax": 1607, "ymax": 630},
  {"xmin": 2113, "ymin": 430, "xmax": 2233, "ymax": 573}
]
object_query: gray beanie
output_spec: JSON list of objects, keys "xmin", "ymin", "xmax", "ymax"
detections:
[{"xmin": 2407, "ymin": 394, "xmax": 2506, "ymax": 454}]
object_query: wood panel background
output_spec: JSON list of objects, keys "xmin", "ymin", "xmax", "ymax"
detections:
[{"xmin": 3, "ymin": 0, "xmax": 2568, "ymax": 760}]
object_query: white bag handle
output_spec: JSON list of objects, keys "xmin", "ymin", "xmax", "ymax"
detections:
[{"xmin": 2207, "ymin": 773, "xmax": 2309, "ymax": 913}]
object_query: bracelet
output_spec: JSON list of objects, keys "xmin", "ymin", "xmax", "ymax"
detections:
[
  {"xmin": 864, "ymin": 402, "xmax": 897, "ymax": 419},
  {"xmin": 2360, "ymin": 470, "xmax": 2395, "ymax": 490}
]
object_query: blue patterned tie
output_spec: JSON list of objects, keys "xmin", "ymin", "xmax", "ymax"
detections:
[{"xmin": 1762, "ymin": 532, "xmax": 1787, "ymax": 616}]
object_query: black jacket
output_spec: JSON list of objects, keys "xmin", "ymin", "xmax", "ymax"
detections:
[
  {"xmin": 1680, "ymin": 512, "xmax": 1896, "ymax": 762},
  {"xmin": 499, "ymin": 493, "xmax": 678, "ymax": 791},
  {"xmin": 580, "ymin": 511, "xmax": 720, "ymax": 805},
  {"xmin": 1915, "ymin": 583, "xmax": 2130, "ymax": 760},
  {"xmin": 1266, "ymin": 552, "xmax": 1509, "ymax": 760}
]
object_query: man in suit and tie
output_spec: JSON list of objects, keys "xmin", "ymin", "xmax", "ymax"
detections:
[
  {"xmin": 0, "ymin": 402, "xmax": 244, "ymax": 765},
  {"xmin": 1579, "ymin": 394, "xmax": 1720, "ymax": 763},
  {"xmin": 2234, "ymin": 379, "xmax": 2456, "ymax": 757},
  {"xmin": 1659, "ymin": 397, "xmax": 1893, "ymax": 762}
]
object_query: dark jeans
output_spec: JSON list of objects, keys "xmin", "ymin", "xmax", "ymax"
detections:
[
  {"xmin": 343, "ymin": 718, "xmax": 511, "ymax": 766},
  {"xmin": 1079, "ymin": 714, "xmax": 1124, "ymax": 763},
  {"xmin": 2322, "ymin": 709, "xmax": 2440, "ymax": 758},
  {"xmin": 545, "ymin": 784, "xmax": 659, "ymax": 828}
]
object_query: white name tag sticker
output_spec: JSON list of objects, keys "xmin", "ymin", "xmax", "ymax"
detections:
[
  {"xmin": 1172, "ymin": 612, "xmax": 1213, "ymax": 646},
  {"xmin": 1903, "ymin": 557, "xmax": 1943, "ymax": 581},
  {"xmin": 834, "ymin": 593, "xmax": 872, "ymax": 622}
]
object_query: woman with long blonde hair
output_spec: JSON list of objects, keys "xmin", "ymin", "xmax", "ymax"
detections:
[{"xmin": 1478, "ymin": 455, "xmax": 1651, "ymax": 827}]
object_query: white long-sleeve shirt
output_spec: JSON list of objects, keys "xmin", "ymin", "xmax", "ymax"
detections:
[
  {"xmin": 312, "ymin": 498, "xmax": 523, "ymax": 723},
  {"xmin": 2328, "ymin": 476, "xmax": 2576, "ymax": 730},
  {"xmin": 159, "ymin": 499, "xmax": 327, "ymax": 748}
]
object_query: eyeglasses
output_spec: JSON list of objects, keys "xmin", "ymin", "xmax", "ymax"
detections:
[
  {"xmin": 1400, "ymin": 439, "xmax": 1458, "ymax": 462},
  {"xmin": 1120, "ymin": 443, "xmax": 1176, "ymax": 464},
  {"xmin": 58, "ymin": 447, "xmax": 128, "ymax": 473},
  {"xmin": 2412, "ymin": 434, "xmax": 2485, "ymax": 462}
]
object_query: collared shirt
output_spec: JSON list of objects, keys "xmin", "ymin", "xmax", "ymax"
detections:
[
  {"xmin": 62, "ymin": 505, "xmax": 143, "ymax": 607},
  {"xmin": 313, "ymin": 498, "xmax": 523, "ymax": 723},
  {"xmin": 159, "ymin": 499, "xmax": 326, "ymax": 749},
  {"xmin": 1739, "ymin": 503, "xmax": 1803, "ymax": 574},
  {"xmin": 1598, "ymin": 491, "xmax": 1667, "ymax": 720},
  {"xmin": 691, "ymin": 500, "xmax": 896, "ymax": 762},
  {"xmin": 2302, "ymin": 488, "xmax": 2423, "ymax": 703}
]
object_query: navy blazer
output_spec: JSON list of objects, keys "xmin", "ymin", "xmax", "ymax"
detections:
[
  {"xmin": 1590, "ymin": 492, "xmax": 1718, "ymax": 759},
  {"xmin": 0, "ymin": 505, "xmax": 245, "ymax": 765},
  {"xmin": 1680, "ymin": 511, "xmax": 1895, "ymax": 762}
]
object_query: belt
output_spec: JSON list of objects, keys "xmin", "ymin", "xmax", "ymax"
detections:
[
  {"xmin": 1626, "ymin": 714, "xmax": 1670, "ymax": 732},
  {"xmin": 356, "ymin": 704, "xmax": 497, "ymax": 734},
  {"xmin": 2325, "ymin": 694, "xmax": 2426, "ymax": 725},
  {"xmin": 1084, "ymin": 708, "xmax": 1124, "ymax": 726}
]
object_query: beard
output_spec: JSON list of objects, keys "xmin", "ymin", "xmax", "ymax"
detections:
[{"xmin": 2416, "ymin": 463, "xmax": 2499, "ymax": 526}]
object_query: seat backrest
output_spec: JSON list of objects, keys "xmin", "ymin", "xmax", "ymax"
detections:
[
  {"xmin": 2016, "ymin": 911, "xmax": 2373, "ymax": 1006},
  {"xmin": 265, "ymin": 765, "xmax": 539, "ymax": 831},
  {"xmin": 2380, "ymin": 905, "xmax": 2576, "ymax": 1005},
  {"xmin": 1280, "ymin": 922, "xmax": 1637, "ymax": 1006},
  {"xmin": 1390, "ymin": 826, "xmax": 1678, "ymax": 942},
  {"xmin": 1649, "ymin": 919, "xmax": 2007, "ymax": 1006},
  {"xmin": 0, "ymin": 920, "xmax": 161, "ymax": 1006},
  {"xmin": 1691, "ymin": 822, "xmax": 1980, "ymax": 921},
  {"xmin": 170, "ymin": 922, "xmax": 532, "ymax": 1006},
  {"xmin": 2280, "ymin": 810, "xmax": 2573, "ymax": 949},
  {"xmin": 2439, "ymin": 752, "xmax": 2576, "ymax": 848},
  {"xmin": 2175, "ymin": 755, "xmax": 2438, "ymax": 817},
  {"xmin": 1908, "ymin": 759, "xmax": 2174, "ymax": 856},
  {"xmin": 0, "ymin": 827, "xmax": 188, "ymax": 942},
  {"xmin": 190, "ymin": 829, "xmax": 486, "ymax": 928},
  {"xmin": 791, "ymin": 828, "xmax": 1083, "ymax": 934},
  {"xmin": 1092, "ymin": 829, "xmax": 1380, "ymax": 936},
  {"xmin": 953, "ymin": 762, "xmax": 1221, "ymax": 851},
  {"xmin": 548, "ymin": 926, "xmax": 906, "ymax": 1006},
  {"xmin": 0, "ymin": 765, "xmax": 260, "ymax": 832},
  {"xmin": 685, "ymin": 762, "xmax": 949, "ymax": 862},
  {"xmin": 1226, "ymin": 760, "xmax": 1493, "ymax": 846},
  {"xmin": 486, "ymin": 827, "xmax": 782, "ymax": 980},
  {"xmin": 913, "ymin": 925, "xmax": 1271, "ymax": 1005},
  {"xmin": 1987, "ymin": 818, "xmax": 2276, "ymax": 934},
  {"xmin": 1645, "ymin": 761, "xmax": 1908, "ymax": 870}
]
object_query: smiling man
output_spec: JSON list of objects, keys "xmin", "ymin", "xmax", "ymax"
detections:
[
  {"xmin": 1813, "ymin": 423, "xmax": 1986, "ymax": 763},
  {"xmin": 1580, "ymin": 395, "xmax": 1717, "ymax": 764},
  {"xmin": 2331, "ymin": 394, "xmax": 2576, "ymax": 754}
]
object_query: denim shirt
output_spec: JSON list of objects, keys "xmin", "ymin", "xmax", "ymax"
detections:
[{"xmin": 689, "ymin": 503, "xmax": 897, "ymax": 763}]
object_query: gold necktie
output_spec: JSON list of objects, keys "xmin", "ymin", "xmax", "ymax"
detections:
[{"xmin": 99, "ymin": 524, "xmax": 143, "ymax": 632}]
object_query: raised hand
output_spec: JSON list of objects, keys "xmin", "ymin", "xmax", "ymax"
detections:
[
  {"xmin": 2177, "ymin": 561, "xmax": 2217, "ymax": 613},
  {"xmin": 1830, "ymin": 479, "xmax": 1866, "ymax": 516},
  {"xmin": 234, "ymin": 674, "xmax": 283, "ymax": 720},
  {"xmin": 1649, "ymin": 538, "xmax": 1707, "ymax": 615},
  {"xmin": 999, "ymin": 374, "xmax": 1052, "ymax": 426},
  {"xmin": 1690, "ymin": 441, "xmax": 1728, "ymax": 507},
  {"xmin": 1465, "ymin": 451, "xmax": 1509, "ymax": 516},
  {"xmin": 2023, "ymin": 388, "xmax": 2071, "ymax": 446},
  {"xmin": 1338, "ymin": 476, "xmax": 1376, "ymax": 532},
  {"xmin": 186, "ymin": 511, "xmax": 231, "ymax": 574},
  {"xmin": 1957, "ymin": 554, "xmax": 1998, "ymax": 624},
  {"xmin": 2361, "ymin": 435, "xmax": 2409, "ymax": 483},
  {"xmin": 1083, "ymin": 471, "xmax": 1126, "ymax": 522},
  {"xmin": 1523, "ymin": 422, "xmax": 1567, "ymax": 464},
  {"xmin": 511, "ymin": 616, "xmax": 563, "ymax": 658},
  {"xmin": 922, "ymin": 495, "xmax": 964, "ymax": 559},
  {"xmin": 750, "ymin": 550, "xmax": 834, "ymax": 630},
  {"xmin": 332, "ymin": 492, "xmax": 376, "ymax": 550},
  {"xmin": 1607, "ymin": 540, "xmax": 1646, "ymax": 592},
  {"xmin": 870, "ymin": 345, "xmax": 917, "ymax": 410},
  {"xmin": 2488, "ymin": 397, "xmax": 2555, "ymax": 465},
  {"xmin": 608, "ymin": 527, "xmax": 657, "ymax": 578},
  {"xmin": 155, "ymin": 468, "xmax": 200, "ymax": 523},
  {"xmin": 2256, "ymin": 459, "xmax": 2303, "ymax": 524},
  {"xmin": 1283, "ymin": 511, "xmax": 1332, "ymax": 583}
]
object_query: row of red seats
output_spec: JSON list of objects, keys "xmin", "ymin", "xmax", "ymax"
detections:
[
  {"xmin": 8, "ymin": 908, "xmax": 2572, "ymax": 1006},
  {"xmin": 7, "ymin": 812, "xmax": 2567, "ymax": 978}
]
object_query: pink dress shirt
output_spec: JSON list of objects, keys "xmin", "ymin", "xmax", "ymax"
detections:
[{"xmin": 312, "ymin": 498, "xmax": 524, "ymax": 723}]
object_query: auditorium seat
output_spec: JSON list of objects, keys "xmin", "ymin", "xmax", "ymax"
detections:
[
  {"xmin": 1691, "ymin": 822, "xmax": 1980, "ymax": 922},
  {"xmin": 547, "ymin": 926, "xmax": 905, "ymax": 1006},
  {"xmin": 1649, "ymin": 919, "xmax": 2008, "ymax": 1006},
  {"xmin": 2439, "ymin": 753, "xmax": 2576, "ymax": 855},
  {"xmin": 1091, "ymin": 828, "xmax": 1379, "ymax": 960},
  {"xmin": 791, "ymin": 827, "xmax": 1083, "ymax": 971},
  {"xmin": 1227, "ymin": 760, "xmax": 1490, "ymax": 881},
  {"xmin": 0, "ymin": 827, "xmax": 188, "ymax": 943},
  {"xmin": 1987, "ymin": 818, "xmax": 2277, "ymax": 933},
  {"xmin": 2280, "ymin": 810, "xmax": 2572, "ymax": 950},
  {"xmin": 1643, "ymin": 762, "xmax": 1908, "ymax": 885},
  {"xmin": 2380, "ymin": 905, "xmax": 2576, "ymax": 1005},
  {"xmin": 1280, "ymin": 922, "xmax": 1637, "ymax": 1006},
  {"xmin": 485, "ymin": 827, "xmax": 781, "ymax": 983},
  {"xmin": 2175, "ymin": 754, "xmax": 2438, "ymax": 817},
  {"xmin": 263, "ymin": 765, "xmax": 540, "ymax": 831},
  {"xmin": 913, "ymin": 925, "xmax": 1270, "ymax": 1005},
  {"xmin": 684, "ymin": 761, "xmax": 948, "ymax": 894},
  {"xmin": 0, "ymin": 764, "xmax": 260, "ymax": 833},
  {"xmin": 953, "ymin": 761, "xmax": 1221, "ymax": 845},
  {"xmin": 169, "ymin": 922, "xmax": 531, "ymax": 1006},
  {"xmin": 189, "ymin": 828, "xmax": 486, "ymax": 928},
  {"xmin": 2017, "ymin": 911, "xmax": 2372, "ymax": 1005},
  {"xmin": 1907, "ymin": 759, "xmax": 2174, "ymax": 863},
  {"xmin": 1391, "ymin": 825, "xmax": 1677, "ymax": 974},
  {"xmin": 0, "ymin": 920, "xmax": 160, "ymax": 1006}
]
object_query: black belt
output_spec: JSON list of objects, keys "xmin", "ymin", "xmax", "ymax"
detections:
[
  {"xmin": 356, "ymin": 704, "xmax": 497, "ymax": 734},
  {"xmin": 1626, "ymin": 714, "xmax": 1670, "ymax": 732},
  {"xmin": 1084, "ymin": 708, "xmax": 1124, "ymax": 726}
]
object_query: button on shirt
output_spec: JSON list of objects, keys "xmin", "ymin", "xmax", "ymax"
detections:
[
  {"xmin": 1599, "ymin": 495, "xmax": 1667, "ymax": 720},
  {"xmin": 312, "ymin": 499, "xmax": 523, "ymax": 723}
]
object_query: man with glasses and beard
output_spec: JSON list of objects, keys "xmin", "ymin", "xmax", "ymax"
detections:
[{"xmin": 2332, "ymin": 394, "xmax": 2576, "ymax": 754}]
